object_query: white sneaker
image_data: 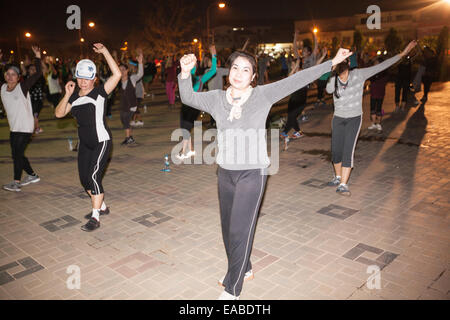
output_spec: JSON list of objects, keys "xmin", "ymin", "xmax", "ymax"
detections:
[
  {"xmin": 136, "ymin": 121, "xmax": 144, "ymax": 127},
  {"xmin": 218, "ymin": 270, "xmax": 254, "ymax": 287},
  {"xmin": 217, "ymin": 290, "xmax": 240, "ymax": 300},
  {"xmin": 376, "ymin": 124, "xmax": 382, "ymax": 131},
  {"xmin": 186, "ymin": 150, "xmax": 196, "ymax": 158},
  {"xmin": 368, "ymin": 123, "xmax": 377, "ymax": 130},
  {"xmin": 130, "ymin": 120, "xmax": 136, "ymax": 127}
]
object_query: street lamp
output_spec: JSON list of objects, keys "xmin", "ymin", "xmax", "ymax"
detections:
[
  {"xmin": 206, "ymin": 2, "xmax": 226, "ymax": 45},
  {"xmin": 88, "ymin": 22, "xmax": 95, "ymax": 28},
  {"xmin": 25, "ymin": 32, "xmax": 32, "ymax": 38},
  {"xmin": 313, "ymin": 28, "xmax": 318, "ymax": 34}
]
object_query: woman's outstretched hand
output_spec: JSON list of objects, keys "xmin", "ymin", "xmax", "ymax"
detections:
[
  {"xmin": 180, "ymin": 54, "xmax": 197, "ymax": 78},
  {"xmin": 400, "ymin": 40, "xmax": 418, "ymax": 58},
  {"xmin": 331, "ymin": 48, "xmax": 353, "ymax": 66},
  {"xmin": 93, "ymin": 43, "xmax": 108, "ymax": 55}
]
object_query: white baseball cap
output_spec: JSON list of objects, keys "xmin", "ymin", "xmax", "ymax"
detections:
[{"xmin": 75, "ymin": 59, "xmax": 96, "ymax": 80}]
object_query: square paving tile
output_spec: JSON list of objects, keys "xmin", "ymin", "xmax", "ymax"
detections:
[{"xmin": 317, "ymin": 204, "xmax": 359, "ymax": 220}]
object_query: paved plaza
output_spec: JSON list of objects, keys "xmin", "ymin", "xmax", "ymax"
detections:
[{"xmin": 0, "ymin": 81, "xmax": 449, "ymax": 300}]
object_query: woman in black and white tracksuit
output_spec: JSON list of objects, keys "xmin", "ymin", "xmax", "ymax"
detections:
[
  {"xmin": 55, "ymin": 43, "xmax": 121, "ymax": 232},
  {"xmin": 1, "ymin": 46, "xmax": 42, "ymax": 192},
  {"xmin": 325, "ymin": 41, "xmax": 417, "ymax": 196}
]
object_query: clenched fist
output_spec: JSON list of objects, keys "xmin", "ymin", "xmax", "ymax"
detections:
[
  {"xmin": 180, "ymin": 54, "xmax": 197, "ymax": 78},
  {"xmin": 65, "ymin": 81, "xmax": 76, "ymax": 96},
  {"xmin": 332, "ymin": 48, "xmax": 353, "ymax": 67}
]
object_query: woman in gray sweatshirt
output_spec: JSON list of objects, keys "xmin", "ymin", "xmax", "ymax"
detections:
[
  {"xmin": 325, "ymin": 41, "xmax": 417, "ymax": 196},
  {"xmin": 178, "ymin": 48, "xmax": 353, "ymax": 300}
]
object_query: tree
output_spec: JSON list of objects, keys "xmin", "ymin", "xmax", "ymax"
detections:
[
  {"xmin": 136, "ymin": 0, "xmax": 200, "ymax": 57},
  {"xmin": 384, "ymin": 28, "xmax": 403, "ymax": 54}
]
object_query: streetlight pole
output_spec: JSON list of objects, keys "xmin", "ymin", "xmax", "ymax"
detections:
[{"xmin": 206, "ymin": 2, "xmax": 226, "ymax": 45}]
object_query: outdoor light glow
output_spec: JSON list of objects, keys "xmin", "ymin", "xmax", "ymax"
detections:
[
  {"xmin": 88, "ymin": 22, "xmax": 95, "ymax": 28},
  {"xmin": 383, "ymin": 50, "xmax": 387, "ymax": 55},
  {"xmin": 25, "ymin": 32, "xmax": 31, "ymax": 38},
  {"xmin": 10, "ymin": 50, "xmax": 14, "ymax": 54},
  {"xmin": 377, "ymin": 50, "xmax": 381, "ymax": 55},
  {"xmin": 56, "ymin": 58, "xmax": 59, "ymax": 61},
  {"xmin": 20, "ymin": 61, "xmax": 23, "ymax": 64},
  {"xmin": 443, "ymin": 0, "xmax": 450, "ymax": 4},
  {"xmin": 313, "ymin": 28, "xmax": 318, "ymax": 33},
  {"xmin": 43, "ymin": 51, "xmax": 47, "ymax": 55},
  {"xmin": 193, "ymin": 38, "xmax": 198, "ymax": 43},
  {"xmin": 80, "ymin": 38, "xmax": 85, "ymax": 42},
  {"xmin": 124, "ymin": 41, "xmax": 128, "ymax": 45},
  {"xmin": 218, "ymin": 3, "xmax": 226, "ymax": 8}
]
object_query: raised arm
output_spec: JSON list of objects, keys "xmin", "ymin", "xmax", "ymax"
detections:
[
  {"xmin": 315, "ymin": 47, "xmax": 328, "ymax": 66},
  {"xmin": 261, "ymin": 60, "xmax": 332, "ymax": 104},
  {"xmin": 312, "ymin": 30, "xmax": 319, "ymax": 58},
  {"xmin": 199, "ymin": 46, "xmax": 217, "ymax": 83},
  {"xmin": 261, "ymin": 48, "xmax": 352, "ymax": 104},
  {"xmin": 178, "ymin": 54, "xmax": 217, "ymax": 114},
  {"xmin": 293, "ymin": 31, "xmax": 300, "ymax": 60},
  {"xmin": 92, "ymin": 43, "xmax": 121, "ymax": 94},
  {"xmin": 359, "ymin": 41, "xmax": 417, "ymax": 80},
  {"xmin": 21, "ymin": 46, "xmax": 42, "ymax": 96},
  {"xmin": 55, "ymin": 81, "xmax": 75, "ymax": 118},
  {"xmin": 241, "ymin": 38, "xmax": 249, "ymax": 51},
  {"xmin": 129, "ymin": 49, "xmax": 144, "ymax": 87}
]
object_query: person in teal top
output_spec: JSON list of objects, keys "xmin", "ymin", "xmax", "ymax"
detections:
[{"xmin": 176, "ymin": 45, "xmax": 217, "ymax": 160}]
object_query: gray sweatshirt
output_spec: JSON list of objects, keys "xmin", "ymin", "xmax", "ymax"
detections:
[
  {"xmin": 178, "ymin": 60, "xmax": 332, "ymax": 170},
  {"xmin": 326, "ymin": 54, "xmax": 401, "ymax": 118}
]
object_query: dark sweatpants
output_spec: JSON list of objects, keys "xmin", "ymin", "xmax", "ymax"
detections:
[
  {"xmin": 283, "ymin": 87, "xmax": 307, "ymax": 134},
  {"xmin": 218, "ymin": 167, "xmax": 267, "ymax": 297},
  {"xmin": 78, "ymin": 140, "xmax": 111, "ymax": 195},
  {"xmin": 331, "ymin": 115, "xmax": 362, "ymax": 168},
  {"xmin": 395, "ymin": 80, "xmax": 409, "ymax": 104},
  {"xmin": 10, "ymin": 132, "xmax": 35, "ymax": 181}
]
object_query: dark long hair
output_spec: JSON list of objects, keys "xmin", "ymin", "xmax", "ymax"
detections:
[{"xmin": 333, "ymin": 59, "xmax": 350, "ymax": 99}]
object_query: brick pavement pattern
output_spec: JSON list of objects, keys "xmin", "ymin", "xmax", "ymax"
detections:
[{"xmin": 0, "ymin": 82, "xmax": 448, "ymax": 300}]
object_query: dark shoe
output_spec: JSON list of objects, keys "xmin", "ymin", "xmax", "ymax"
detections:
[
  {"xmin": 84, "ymin": 207, "xmax": 110, "ymax": 219},
  {"xmin": 81, "ymin": 218, "xmax": 100, "ymax": 232},
  {"xmin": 126, "ymin": 136, "xmax": 136, "ymax": 145},
  {"xmin": 121, "ymin": 138, "xmax": 130, "ymax": 145}
]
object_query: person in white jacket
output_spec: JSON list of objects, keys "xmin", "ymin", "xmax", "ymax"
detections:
[{"xmin": 1, "ymin": 46, "xmax": 42, "ymax": 192}]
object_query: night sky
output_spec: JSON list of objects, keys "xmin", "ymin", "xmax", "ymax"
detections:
[{"xmin": 0, "ymin": 0, "xmax": 431, "ymax": 55}]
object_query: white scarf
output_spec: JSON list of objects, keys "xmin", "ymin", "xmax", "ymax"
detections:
[{"xmin": 226, "ymin": 86, "xmax": 253, "ymax": 122}]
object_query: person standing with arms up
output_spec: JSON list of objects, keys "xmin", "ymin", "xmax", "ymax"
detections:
[
  {"xmin": 1, "ymin": 46, "xmax": 42, "ymax": 192},
  {"xmin": 118, "ymin": 51, "xmax": 143, "ymax": 145},
  {"xmin": 55, "ymin": 43, "xmax": 121, "ymax": 232},
  {"xmin": 178, "ymin": 47, "xmax": 352, "ymax": 299},
  {"xmin": 325, "ymin": 41, "xmax": 417, "ymax": 196}
]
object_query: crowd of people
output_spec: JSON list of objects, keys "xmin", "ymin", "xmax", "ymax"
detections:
[{"xmin": 0, "ymin": 30, "xmax": 438, "ymax": 300}]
